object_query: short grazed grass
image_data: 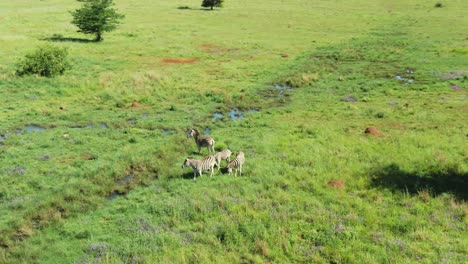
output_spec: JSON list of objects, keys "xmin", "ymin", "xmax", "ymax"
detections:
[{"xmin": 0, "ymin": 0, "xmax": 467, "ymax": 263}]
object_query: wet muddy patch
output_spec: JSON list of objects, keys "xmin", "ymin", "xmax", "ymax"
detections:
[
  {"xmin": 273, "ymin": 84, "xmax": 293, "ymax": 97},
  {"xmin": 212, "ymin": 108, "xmax": 259, "ymax": 122},
  {"xmin": 204, "ymin": 127, "xmax": 211, "ymax": 135},
  {"xmin": 162, "ymin": 129, "xmax": 176, "ymax": 135},
  {"xmin": 259, "ymin": 84, "xmax": 294, "ymax": 100},
  {"xmin": 395, "ymin": 69, "xmax": 415, "ymax": 84},
  {"xmin": 25, "ymin": 125, "xmax": 46, "ymax": 133}
]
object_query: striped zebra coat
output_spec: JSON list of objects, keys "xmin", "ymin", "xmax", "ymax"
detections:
[
  {"xmin": 214, "ymin": 149, "xmax": 232, "ymax": 170},
  {"xmin": 227, "ymin": 151, "xmax": 245, "ymax": 177},
  {"xmin": 181, "ymin": 156, "xmax": 217, "ymax": 180},
  {"xmin": 186, "ymin": 128, "xmax": 215, "ymax": 154}
]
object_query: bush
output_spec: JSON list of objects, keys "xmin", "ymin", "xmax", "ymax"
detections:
[
  {"xmin": 16, "ymin": 45, "xmax": 70, "ymax": 77},
  {"xmin": 201, "ymin": 0, "xmax": 224, "ymax": 10}
]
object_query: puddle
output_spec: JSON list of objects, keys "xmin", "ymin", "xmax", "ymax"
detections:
[
  {"xmin": 211, "ymin": 109, "xmax": 259, "ymax": 123},
  {"xmin": 273, "ymin": 84, "xmax": 293, "ymax": 97},
  {"xmin": 0, "ymin": 133, "xmax": 9, "ymax": 144},
  {"xmin": 25, "ymin": 125, "xmax": 46, "ymax": 132},
  {"xmin": 142, "ymin": 114, "xmax": 149, "ymax": 119},
  {"xmin": 229, "ymin": 109, "xmax": 244, "ymax": 120},
  {"xmin": 118, "ymin": 174, "xmax": 134, "ymax": 185},
  {"xmin": 204, "ymin": 127, "xmax": 211, "ymax": 135},
  {"xmin": 395, "ymin": 75, "xmax": 414, "ymax": 83},
  {"xmin": 387, "ymin": 101, "xmax": 398, "ymax": 105},
  {"xmin": 396, "ymin": 70, "xmax": 415, "ymax": 84},
  {"xmin": 212, "ymin": 112, "xmax": 223, "ymax": 121}
]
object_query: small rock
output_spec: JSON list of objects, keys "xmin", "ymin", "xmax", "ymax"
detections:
[
  {"xmin": 131, "ymin": 102, "xmax": 140, "ymax": 108},
  {"xmin": 338, "ymin": 76, "xmax": 345, "ymax": 81},
  {"xmin": 364, "ymin": 127, "xmax": 380, "ymax": 137}
]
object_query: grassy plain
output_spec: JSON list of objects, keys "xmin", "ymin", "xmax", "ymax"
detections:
[{"xmin": 0, "ymin": 0, "xmax": 467, "ymax": 263}]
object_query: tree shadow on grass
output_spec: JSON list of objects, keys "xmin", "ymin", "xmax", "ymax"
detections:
[
  {"xmin": 176, "ymin": 6, "xmax": 221, "ymax": 11},
  {"xmin": 370, "ymin": 163, "xmax": 467, "ymax": 200},
  {"xmin": 42, "ymin": 34, "xmax": 96, "ymax": 43}
]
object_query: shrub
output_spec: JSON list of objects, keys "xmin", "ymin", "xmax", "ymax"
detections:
[
  {"xmin": 434, "ymin": 2, "xmax": 443, "ymax": 8},
  {"xmin": 16, "ymin": 45, "xmax": 70, "ymax": 77},
  {"xmin": 201, "ymin": 0, "xmax": 224, "ymax": 10}
]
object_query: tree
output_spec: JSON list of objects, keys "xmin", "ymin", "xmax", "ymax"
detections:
[
  {"xmin": 16, "ymin": 45, "xmax": 70, "ymax": 77},
  {"xmin": 71, "ymin": 0, "xmax": 124, "ymax": 41},
  {"xmin": 201, "ymin": 0, "xmax": 224, "ymax": 10}
]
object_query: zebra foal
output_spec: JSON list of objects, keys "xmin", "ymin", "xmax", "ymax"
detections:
[
  {"xmin": 227, "ymin": 151, "xmax": 245, "ymax": 177},
  {"xmin": 186, "ymin": 128, "xmax": 215, "ymax": 154},
  {"xmin": 181, "ymin": 156, "xmax": 217, "ymax": 180},
  {"xmin": 214, "ymin": 149, "xmax": 232, "ymax": 170}
]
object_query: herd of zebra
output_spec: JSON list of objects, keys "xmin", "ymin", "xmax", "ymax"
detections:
[{"xmin": 182, "ymin": 128, "xmax": 245, "ymax": 180}]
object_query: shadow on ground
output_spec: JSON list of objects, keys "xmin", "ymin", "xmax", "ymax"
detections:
[
  {"xmin": 42, "ymin": 35, "xmax": 96, "ymax": 43},
  {"xmin": 371, "ymin": 163, "xmax": 467, "ymax": 200}
]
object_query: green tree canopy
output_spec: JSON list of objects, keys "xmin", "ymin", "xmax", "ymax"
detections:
[
  {"xmin": 201, "ymin": 0, "xmax": 224, "ymax": 10},
  {"xmin": 71, "ymin": 0, "xmax": 124, "ymax": 41}
]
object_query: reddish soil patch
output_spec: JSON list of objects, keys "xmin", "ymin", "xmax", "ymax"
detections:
[
  {"xmin": 131, "ymin": 101, "xmax": 140, "ymax": 108},
  {"xmin": 281, "ymin": 54, "xmax": 289, "ymax": 58},
  {"xmin": 328, "ymin": 179, "xmax": 345, "ymax": 189},
  {"xmin": 200, "ymin": 44, "xmax": 227, "ymax": 54},
  {"xmin": 364, "ymin": 127, "xmax": 380, "ymax": 137},
  {"xmin": 161, "ymin": 58, "xmax": 198, "ymax": 64}
]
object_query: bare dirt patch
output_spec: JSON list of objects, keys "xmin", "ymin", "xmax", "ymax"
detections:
[
  {"xmin": 200, "ymin": 44, "xmax": 228, "ymax": 54},
  {"xmin": 161, "ymin": 58, "xmax": 198, "ymax": 64},
  {"xmin": 364, "ymin": 127, "xmax": 380, "ymax": 137},
  {"xmin": 328, "ymin": 179, "xmax": 345, "ymax": 189}
]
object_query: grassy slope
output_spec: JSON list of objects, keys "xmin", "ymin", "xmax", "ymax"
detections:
[{"xmin": 0, "ymin": 0, "xmax": 467, "ymax": 263}]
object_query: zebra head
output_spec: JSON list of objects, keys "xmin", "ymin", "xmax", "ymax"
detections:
[
  {"xmin": 181, "ymin": 158, "xmax": 190, "ymax": 168},
  {"xmin": 186, "ymin": 128, "xmax": 195, "ymax": 138}
]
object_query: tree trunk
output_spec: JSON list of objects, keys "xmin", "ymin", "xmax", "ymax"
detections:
[
  {"xmin": 96, "ymin": 32, "xmax": 102, "ymax": 42},
  {"xmin": 211, "ymin": 6, "xmax": 213, "ymax": 10}
]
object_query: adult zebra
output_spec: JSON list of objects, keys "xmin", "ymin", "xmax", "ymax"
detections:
[
  {"xmin": 186, "ymin": 128, "xmax": 215, "ymax": 154},
  {"xmin": 181, "ymin": 156, "xmax": 217, "ymax": 180}
]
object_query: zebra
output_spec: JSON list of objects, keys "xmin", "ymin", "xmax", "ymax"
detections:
[
  {"xmin": 181, "ymin": 156, "xmax": 217, "ymax": 180},
  {"xmin": 227, "ymin": 151, "xmax": 245, "ymax": 177},
  {"xmin": 214, "ymin": 149, "xmax": 232, "ymax": 170},
  {"xmin": 186, "ymin": 128, "xmax": 215, "ymax": 154}
]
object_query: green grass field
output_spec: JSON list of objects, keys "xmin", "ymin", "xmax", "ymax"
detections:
[{"xmin": 0, "ymin": 0, "xmax": 467, "ymax": 263}]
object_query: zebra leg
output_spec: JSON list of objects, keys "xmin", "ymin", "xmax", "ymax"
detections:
[
  {"xmin": 193, "ymin": 171, "xmax": 197, "ymax": 180},
  {"xmin": 240, "ymin": 164, "xmax": 242, "ymax": 177}
]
